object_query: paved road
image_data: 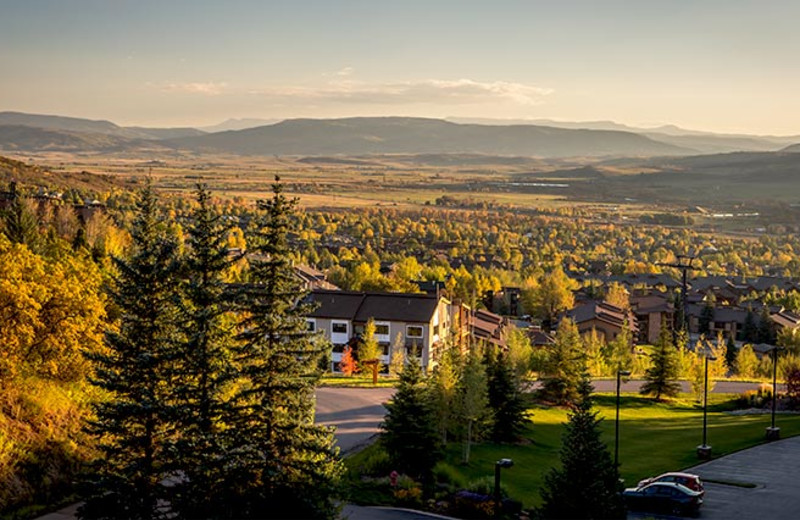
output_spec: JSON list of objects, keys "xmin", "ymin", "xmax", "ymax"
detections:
[
  {"xmin": 589, "ymin": 379, "xmax": 778, "ymax": 394},
  {"xmin": 629, "ymin": 435, "xmax": 800, "ymax": 520},
  {"xmin": 315, "ymin": 386, "xmax": 395, "ymax": 453}
]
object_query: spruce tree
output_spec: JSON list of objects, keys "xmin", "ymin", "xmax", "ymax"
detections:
[
  {"xmin": 539, "ymin": 377, "xmax": 626, "ymax": 520},
  {"xmin": 381, "ymin": 356, "xmax": 442, "ymax": 480},
  {"xmin": 541, "ymin": 318, "xmax": 586, "ymax": 405},
  {"xmin": 80, "ymin": 181, "xmax": 182, "ymax": 519},
  {"xmin": 743, "ymin": 309, "xmax": 758, "ymax": 343},
  {"xmin": 2, "ymin": 192, "xmax": 40, "ymax": 250},
  {"xmin": 725, "ymin": 336, "xmax": 738, "ymax": 374},
  {"xmin": 640, "ymin": 322, "xmax": 681, "ymax": 400},
  {"xmin": 487, "ymin": 349, "xmax": 528, "ymax": 443},
  {"xmin": 169, "ymin": 184, "xmax": 239, "ymax": 518},
  {"xmin": 229, "ymin": 177, "xmax": 342, "ymax": 519}
]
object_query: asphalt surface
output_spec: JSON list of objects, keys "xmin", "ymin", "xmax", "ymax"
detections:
[
  {"xmin": 315, "ymin": 386, "xmax": 395, "ymax": 454},
  {"xmin": 629, "ymin": 434, "xmax": 800, "ymax": 520},
  {"xmin": 590, "ymin": 379, "xmax": 777, "ymax": 394}
]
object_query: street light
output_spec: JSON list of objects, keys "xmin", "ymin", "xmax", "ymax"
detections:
[
  {"xmin": 494, "ymin": 458, "xmax": 513, "ymax": 518},
  {"xmin": 697, "ymin": 348, "xmax": 716, "ymax": 459},
  {"xmin": 615, "ymin": 369, "xmax": 631, "ymax": 468},
  {"xmin": 767, "ymin": 345, "xmax": 786, "ymax": 441}
]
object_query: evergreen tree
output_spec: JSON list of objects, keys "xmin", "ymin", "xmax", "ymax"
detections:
[
  {"xmin": 541, "ymin": 319, "xmax": 586, "ymax": 405},
  {"xmin": 381, "ymin": 357, "xmax": 442, "ymax": 480},
  {"xmin": 640, "ymin": 323, "xmax": 681, "ymax": 400},
  {"xmin": 699, "ymin": 302, "xmax": 714, "ymax": 335},
  {"xmin": 2, "ymin": 193, "xmax": 40, "ymax": 250},
  {"xmin": 539, "ymin": 376, "xmax": 626, "ymax": 520},
  {"xmin": 486, "ymin": 349, "xmax": 528, "ymax": 443},
  {"xmin": 725, "ymin": 336, "xmax": 738, "ymax": 374},
  {"xmin": 229, "ymin": 177, "xmax": 342, "ymax": 519},
  {"xmin": 169, "ymin": 185, "xmax": 239, "ymax": 518},
  {"xmin": 81, "ymin": 181, "xmax": 182, "ymax": 519},
  {"xmin": 758, "ymin": 306, "xmax": 776, "ymax": 344},
  {"xmin": 742, "ymin": 309, "xmax": 759, "ymax": 343}
]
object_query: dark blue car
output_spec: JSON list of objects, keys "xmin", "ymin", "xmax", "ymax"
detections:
[{"xmin": 623, "ymin": 481, "xmax": 704, "ymax": 516}]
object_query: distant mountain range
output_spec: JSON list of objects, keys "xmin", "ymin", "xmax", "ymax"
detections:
[
  {"xmin": 165, "ymin": 117, "xmax": 690, "ymax": 158},
  {"xmin": 448, "ymin": 117, "xmax": 800, "ymax": 153},
  {"xmin": 0, "ymin": 111, "xmax": 204, "ymax": 141},
  {"xmin": 1, "ymin": 110, "xmax": 800, "ymax": 159}
]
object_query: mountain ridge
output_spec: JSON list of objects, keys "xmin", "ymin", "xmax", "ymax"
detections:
[{"xmin": 165, "ymin": 116, "xmax": 691, "ymax": 158}]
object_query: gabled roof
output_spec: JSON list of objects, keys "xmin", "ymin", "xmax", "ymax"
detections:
[
  {"xmin": 307, "ymin": 289, "xmax": 441, "ymax": 324},
  {"xmin": 565, "ymin": 301, "xmax": 636, "ymax": 331},
  {"xmin": 770, "ymin": 311, "xmax": 800, "ymax": 330},
  {"xmin": 631, "ymin": 294, "xmax": 674, "ymax": 314}
]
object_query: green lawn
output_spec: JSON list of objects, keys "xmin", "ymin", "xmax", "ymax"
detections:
[
  {"xmin": 319, "ymin": 374, "xmax": 398, "ymax": 388},
  {"xmin": 349, "ymin": 393, "xmax": 800, "ymax": 509}
]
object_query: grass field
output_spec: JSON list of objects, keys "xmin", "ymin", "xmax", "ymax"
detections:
[
  {"xmin": 348, "ymin": 392, "xmax": 800, "ymax": 509},
  {"xmin": 319, "ymin": 374, "xmax": 398, "ymax": 388}
]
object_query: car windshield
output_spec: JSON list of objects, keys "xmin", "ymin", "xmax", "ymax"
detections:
[{"xmin": 673, "ymin": 483, "xmax": 695, "ymax": 495}]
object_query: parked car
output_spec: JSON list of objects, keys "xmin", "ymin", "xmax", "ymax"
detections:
[
  {"xmin": 623, "ymin": 482, "xmax": 704, "ymax": 516},
  {"xmin": 637, "ymin": 472, "xmax": 705, "ymax": 496}
]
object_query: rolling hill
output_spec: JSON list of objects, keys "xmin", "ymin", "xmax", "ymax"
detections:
[
  {"xmin": 166, "ymin": 117, "xmax": 691, "ymax": 158},
  {"xmin": 781, "ymin": 143, "xmax": 800, "ymax": 153},
  {"xmin": 0, "ymin": 125, "xmax": 152, "ymax": 152},
  {"xmin": 0, "ymin": 111, "xmax": 205, "ymax": 141},
  {"xmin": 0, "ymin": 155, "xmax": 123, "ymax": 192}
]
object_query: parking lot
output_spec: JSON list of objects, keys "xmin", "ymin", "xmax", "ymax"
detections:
[{"xmin": 631, "ymin": 434, "xmax": 800, "ymax": 519}]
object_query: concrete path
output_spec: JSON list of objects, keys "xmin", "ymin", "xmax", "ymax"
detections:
[{"xmin": 342, "ymin": 504, "xmax": 458, "ymax": 520}]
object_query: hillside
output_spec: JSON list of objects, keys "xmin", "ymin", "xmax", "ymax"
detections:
[
  {"xmin": 781, "ymin": 143, "xmax": 800, "ymax": 153},
  {"xmin": 0, "ymin": 155, "xmax": 122, "ymax": 192},
  {"xmin": 0, "ymin": 111, "xmax": 205, "ymax": 140},
  {"xmin": 166, "ymin": 117, "xmax": 691, "ymax": 158},
  {"xmin": 0, "ymin": 125, "xmax": 160, "ymax": 152}
]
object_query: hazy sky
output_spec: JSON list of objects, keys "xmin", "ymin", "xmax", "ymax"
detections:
[{"xmin": 1, "ymin": 0, "xmax": 798, "ymax": 134}]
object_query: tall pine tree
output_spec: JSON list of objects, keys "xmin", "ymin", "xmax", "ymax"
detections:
[
  {"xmin": 640, "ymin": 322, "xmax": 681, "ymax": 400},
  {"xmin": 541, "ymin": 318, "xmax": 586, "ymax": 405},
  {"xmin": 81, "ymin": 181, "xmax": 182, "ymax": 519},
  {"xmin": 381, "ymin": 357, "xmax": 442, "ymax": 480},
  {"xmin": 486, "ymin": 348, "xmax": 528, "ymax": 443},
  {"xmin": 169, "ymin": 184, "xmax": 239, "ymax": 518},
  {"xmin": 229, "ymin": 177, "xmax": 342, "ymax": 519},
  {"xmin": 539, "ymin": 376, "xmax": 626, "ymax": 519}
]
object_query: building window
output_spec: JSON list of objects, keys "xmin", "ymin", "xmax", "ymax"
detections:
[
  {"xmin": 407, "ymin": 325, "xmax": 423, "ymax": 338},
  {"xmin": 332, "ymin": 343, "xmax": 346, "ymax": 353},
  {"xmin": 306, "ymin": 319, "xmax": 316, "ymax": 332},
  {"xmin": 375, "ymin": 323, "xmax": 390, "ymax": 336},
  {"xmin": 380, "ymin": 343, "xmax": 390, "ymax": 355},
  {"xmin": 332, "ymin": 322, "xmax": 348, "ymax": 334}
]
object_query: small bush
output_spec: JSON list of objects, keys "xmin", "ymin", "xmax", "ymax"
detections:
[{"xmin": 465, "ymin": 475, "xmax": 508, "ymax": 499}]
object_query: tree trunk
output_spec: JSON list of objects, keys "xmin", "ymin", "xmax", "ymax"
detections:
[{"xmin": 463, "ymin": 420, "xmax": 473, "ymax": 464}]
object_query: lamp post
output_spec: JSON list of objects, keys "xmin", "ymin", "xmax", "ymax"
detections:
[
  {"xmin": 494, "ymin": 458, "xmax": 513, "ymax": 518},
  {"xmin": 767, "ymin": 345, "xmax": 785, "ymax": 441},
  {"xmin": 615, "ymin": 369, "xmax": 631, "ymax": 468},
  {"xmin": 697, "ymin": 348, "xmax": 716, "ymax": 459}
]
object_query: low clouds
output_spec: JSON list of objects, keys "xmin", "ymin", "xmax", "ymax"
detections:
[
  {"xmin": 251, "ymin": 78, "xmax": 552, "ymax": 106},
  {"xmin": 152, "ymin": 82, "xmax": 228, "ymax": 95}
]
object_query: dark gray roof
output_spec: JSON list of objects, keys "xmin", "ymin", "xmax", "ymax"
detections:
[
  {"xmin": 308, "ymin": 291, "xmax": 366, "ymax": 320},
  {"xmin": 308, "ymin": 289, "xmax": 440, "ymax": 323},
  {"xmin": 355, "ymin": 293, "xmax": 440, "ymax": 323}
]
